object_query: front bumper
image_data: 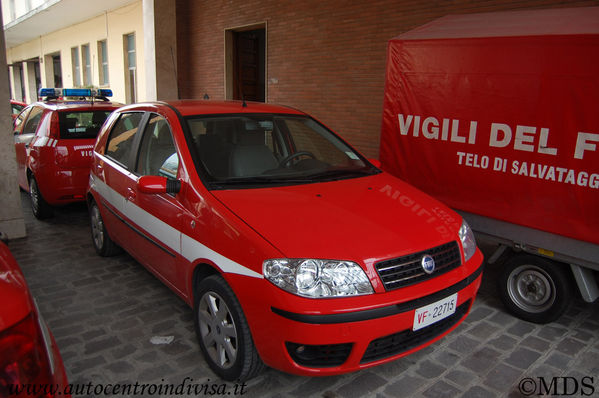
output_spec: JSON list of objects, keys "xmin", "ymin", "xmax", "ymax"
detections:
[{"xmin": 229, "ymin": 249, "xmax": 484, "ymax": 376}]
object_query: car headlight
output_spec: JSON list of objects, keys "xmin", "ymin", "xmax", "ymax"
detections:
[
  {"xmin": 263, "ymin": 259, "xmax": 373, "ymax": 298},
  {"xmin": 459, "ymin": 220, "xmax": 477, "ymax": 262}
]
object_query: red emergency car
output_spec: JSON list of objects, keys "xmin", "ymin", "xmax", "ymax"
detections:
[
  {"xmin": 0, "ymin": 234, "xmax": 70, "ymax": 397},
  {"xmin": 87, "ymin": 100, "xmax": 484, "ymax": 381},
  {"xmin": 13, "ymin": 88, "xmax": 122, "ymax": 219}
]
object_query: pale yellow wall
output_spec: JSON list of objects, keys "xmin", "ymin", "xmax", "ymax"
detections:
[
  {"xmin": 6, "ymin": 1, "xmax": 145, "ymax": 105},
  {"xmin": 2, "ymin": 0, "xmax": 46, "ymax": 25}
]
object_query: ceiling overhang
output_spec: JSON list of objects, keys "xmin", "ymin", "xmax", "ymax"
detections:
[{"xmin": 4, "ymin": 0, "xmax": 137, "ymax": 48}]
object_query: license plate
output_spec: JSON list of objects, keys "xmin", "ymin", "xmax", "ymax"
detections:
[{"xmin": 413, "ymin": 293, "xmax": 458, "ymax": 331}]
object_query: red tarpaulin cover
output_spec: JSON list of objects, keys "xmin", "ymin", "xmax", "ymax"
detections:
[{"xmin": 380, "ymin": 7, "xmax": 599, "ymax": 245}]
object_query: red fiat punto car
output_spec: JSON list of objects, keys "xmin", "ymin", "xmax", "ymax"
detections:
[
  {"xmin": 13, "ymin": 88, "xmax": 122, "ymax": 219},
  {"xmin": 88, "ymin": 100, "xmax": 483, "ymax": 381},
  {"xmin": 0, "ymin": 234, "xmax": 70, "ymax": 397}
]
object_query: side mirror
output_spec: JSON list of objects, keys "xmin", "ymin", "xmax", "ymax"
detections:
[
  {"xmin": 368, "ymin": 158, "xmax": 382, "ymax": 169},
  {"xmin": 137, "ymin": 175, "xmax": 181, "ymax": 195}
]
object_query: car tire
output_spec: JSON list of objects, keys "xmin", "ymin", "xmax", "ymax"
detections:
[
  {"xmin": 498, "ymin": 254, "xmax": 572, "ymax": 324},
  {"xmin": 89, "ymin": 200, "xmax": 121, "ymax": 256},
  {"xmin": 29, "ymin": 176, "xmax": 53, "ymax": 219},
  {"xmin": 194, "ymin": 275, "xmax": 264, "ymax": 381}
]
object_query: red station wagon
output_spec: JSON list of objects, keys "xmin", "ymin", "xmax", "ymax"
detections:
[
  {"xmin": 13, "ymin": 88, "xmax": 122, "ymax": 219},
  {"xmin": 87, "ymin": 100, "xmax": 484, "ymax": 381}
]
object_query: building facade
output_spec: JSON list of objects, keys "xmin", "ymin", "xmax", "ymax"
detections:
[
  {"xmin": 0, "ymin": 0, "xmax": 177, "ymax": 239},
  {"xmin": 4, "ymin": 0, "xmax": 598, "ymax": 156},
  {"xmin": 175, "ymin": 0, "xmax": 599, "ymax": 158},
  {"xmin": 3, "ymin": 0, "xmax": 177, "ymax": 105}
]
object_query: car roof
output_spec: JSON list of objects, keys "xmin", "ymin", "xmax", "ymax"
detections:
[
  {"xmin": 119, "ymin": 100, "xmax": 307, "ymax": 117},
  {"xmin": 32, "ymin": 100, "xmax": 123, "ymax": 111}
]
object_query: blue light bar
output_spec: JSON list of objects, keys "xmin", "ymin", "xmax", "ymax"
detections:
[
  {"xmin": 62, "ymin": 88, "xmax": 92, "ymax": 97},
  {"xmin": 39, "ymin": 88, "xmax": 59, "ymax": 97},
  {"xmin": 39, "ymin": 87, "xmax": 114, "ymax": 100},
  {"xmin": 95, "ymin": 89, "xmax": 113, "ymax": 97}
]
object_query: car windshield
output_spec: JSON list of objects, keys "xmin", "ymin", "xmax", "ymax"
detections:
[
  {"xmin": 59, "ymin": 110, "xmax": 113, "ymax": 139},
  {"xmin": 185, "ymin": 114, "xmax": 378, "ymax": 188}
]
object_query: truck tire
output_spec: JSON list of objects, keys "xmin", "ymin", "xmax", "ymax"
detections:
[{"xmin": 498, "ymin": 254, "xmax": 572, "ymax": 324}]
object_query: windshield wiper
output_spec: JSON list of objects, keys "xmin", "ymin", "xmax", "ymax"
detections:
[
  {"xmin": 209, "ymin": 168, "xmax": 377, "ymax": 189},
  {"xmin": 304, "ymin": 168, "xmax": 376, "ymax": 181},
  {"xmin": 210, "ymin": 176, "xmax": 311, "ymax": 187}
]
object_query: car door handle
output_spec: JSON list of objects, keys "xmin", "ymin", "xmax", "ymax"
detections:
[{"xmin": 126, "ymin": 188, "xmax": 136, "ymax": 201}]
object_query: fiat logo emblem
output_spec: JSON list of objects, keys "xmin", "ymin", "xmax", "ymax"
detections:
[{"xmin": 421, "ymin": 255, "xmax": 435, "ymax": 274}]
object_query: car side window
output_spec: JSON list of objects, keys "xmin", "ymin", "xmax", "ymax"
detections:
[
  {"xmin": 13, "ymin": 107, "xmax": 31, "ymax": 134},
  {"xmin": 105, "ymin": 112, "xmax": 144, "ymax": 168},
  {"xmin": 21, "ymin": 107, "xmax": 44, "ymax": 135},
  {"xmin": 136, "ymin": 114, "xmax": 179, "ymax": 179}
]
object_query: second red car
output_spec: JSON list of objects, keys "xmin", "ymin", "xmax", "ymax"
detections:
[{"xmin": 13, "ymin": 88, "xmax": 122, "ymax": 219}]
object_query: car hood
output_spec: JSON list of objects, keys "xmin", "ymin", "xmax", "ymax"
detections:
[
  {"xmin": 211, "ymin": 172, "xmax": 462, "ymax": 264},
  {"xmin": 0, "ymin": 243, "xmax": 33, "ymax": 330}
]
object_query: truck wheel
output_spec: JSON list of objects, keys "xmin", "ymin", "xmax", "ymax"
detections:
[
  {"xmin": 498, "ymin": 254, "xmax": 571, "ymax": 324},
  {"xmin": 89, "ymin": 201, "xmax": 121, "ymax": 256},
  {"xmin": 194, "ymin": 275, "xmax": 264, "ymax": 381},
  {"xmin": 29, "ymin": 176, "xmax": 53, "ymax": 219}
]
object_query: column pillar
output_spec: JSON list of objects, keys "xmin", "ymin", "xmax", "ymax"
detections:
[
  {"xmin": 143, "ymin": 0, "xmax": 178, "ymax": 101},
  {"xmin": 0, "ymin": 7, "xmax": 26, "ymax": 239}
]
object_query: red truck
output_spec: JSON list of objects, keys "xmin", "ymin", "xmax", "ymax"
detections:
[{"xmin": 380, "ymin": 7, "xmax": 599, "ymax": 323}]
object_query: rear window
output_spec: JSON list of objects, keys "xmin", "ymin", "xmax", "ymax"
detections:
[{"xmin": 59, "ymin": 110, "xmax": 113, "ymax": 139}]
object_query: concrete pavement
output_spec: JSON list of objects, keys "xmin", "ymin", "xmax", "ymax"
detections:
[{"xmin": 8, "ymin": 193, "xmax": 599, "ymax": 397}]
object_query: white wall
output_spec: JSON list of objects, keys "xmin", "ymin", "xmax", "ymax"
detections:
[{"xmin": 6, "ymin": 1, "xmax": 145, "ymax": 105}]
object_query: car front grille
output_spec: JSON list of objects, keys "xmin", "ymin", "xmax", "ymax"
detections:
[
  {"xmin": 360, "ymin": 299, "xmax": 471, "ymax": 364},
  {"xmin": 375, "ymin": 241, "xmax": 461, "ymax": 291}
]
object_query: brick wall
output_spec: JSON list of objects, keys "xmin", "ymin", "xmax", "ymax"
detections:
[{"xmin": 176, "ymin": 0, "xmax": 599, "ymax": 158}]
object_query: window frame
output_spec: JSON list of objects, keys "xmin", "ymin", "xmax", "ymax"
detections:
[
  {"xmin": 81, "ymin": 43, "xmax": 92, "ymax": 86},
  {"xmin": 21, "ymin": 107, "xmax": 45, "ymax": 136},
  {"xmin": 13, "ymin": 107, "xmax": 32, "ymax": 135},
  {"xmin": 134, "ymin": 113, "xmax": 179, "ymax": 179},
  {"xmin": 97, "ymin": 40, "xmax": 109, "ymax": 86},
  {"xmin": 71, "ymin": 47, "xmax": 81, "ymax": 87},
  {"xmin": 104, "ymin": 111, "xmax": 147, "ymax": 170},
  {"xmin": 124, "ymin": 33, "xmax": 137, "ymax": 103}
]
